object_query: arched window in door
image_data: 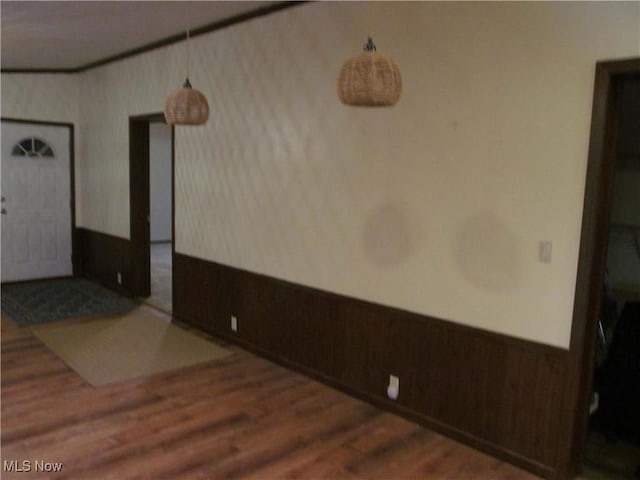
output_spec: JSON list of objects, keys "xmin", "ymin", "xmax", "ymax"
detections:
[{"xmin": 11, "ymin": 137, "xmax": 54, "ymax": 157}]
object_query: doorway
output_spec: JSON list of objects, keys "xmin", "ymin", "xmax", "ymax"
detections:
[
  {"xmin": 129, "ymin": 114, "xmax": 174, "ymax": 313},
  {"xmin": 147, "ymin": 121, "xmax": 173, "ymax": 313},
  {"xmin": 582, "ymin": 75, "xmax": 640, "ymax": 479},
  {"xmin": 1, "ymin": 119, "xmax": 75, "ymax": 282},
  {"xmin": 567, "ymin": 59, "xmax": 640, "ymax": 479}
]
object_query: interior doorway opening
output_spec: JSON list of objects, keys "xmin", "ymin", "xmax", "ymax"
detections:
[
  {"xmin": 582, "ymin": 74, "xmax": 640, "ymax": 479},
  {"xmin": 129, "ymin": 113, "xmax": 174, "ymax": 314},
  {"xmin": 571, "ymin": 67, "xmax": 640, "ymax": 479},
  {"xmin": 147, "ymin": 121, "xmax": 173, "ymax": 313}
]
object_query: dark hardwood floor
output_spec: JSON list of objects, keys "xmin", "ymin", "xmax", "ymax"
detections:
[{"xmin": 1, "ymin": 307, "xmax": 542, "ymax": 480}]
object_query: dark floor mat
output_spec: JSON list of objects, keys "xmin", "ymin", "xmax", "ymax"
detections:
[{"xmin": 1, "ymin": 278, "xmax": 135, "ymax": 327}]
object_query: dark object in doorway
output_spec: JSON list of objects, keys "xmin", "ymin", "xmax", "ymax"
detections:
[{"xmin": 594, "ymin": 302, "xmax": 640, "ymax": 442}]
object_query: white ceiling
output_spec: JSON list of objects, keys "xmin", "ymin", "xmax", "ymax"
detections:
[{"xmin": 1, "ymin": 1, "xmax": 278, "ymax": 71}]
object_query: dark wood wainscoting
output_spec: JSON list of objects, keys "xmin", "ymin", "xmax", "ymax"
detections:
[
  {"xmin": 75, "ymin": 227, "xmax": 134, "ymax": 296},
  {"xmin": 173, "ymin": 253, "xmax": 570, "ymax": 479}
]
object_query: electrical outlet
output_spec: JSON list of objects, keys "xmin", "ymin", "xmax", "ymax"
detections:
[
  {"xmin": 231, "ymin": 316, "xmax": 238, "ymax": 332},
  {"xmin": 387, "ymin": 374, "xmax": 399, "ymax": 400},
  {"xmin": 117, "ymin": 272, "xmax": 122, "ymax": 284}
]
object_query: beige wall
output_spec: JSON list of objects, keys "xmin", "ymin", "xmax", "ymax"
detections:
[
  {"xmin": 2, "ymin": 2, "xmax": 639, "ymax": 347},
  {"xmin": 1, "ymin": 74, "xmax": 79, "ymax": 124},
  {"xmin": 77, "ymin": 48, "xmax": 180, "ymax": 236}
]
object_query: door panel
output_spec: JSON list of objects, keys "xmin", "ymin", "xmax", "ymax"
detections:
[{"xmin": 1, "ymin": 121, "xmax": 72, "ymax": 282}]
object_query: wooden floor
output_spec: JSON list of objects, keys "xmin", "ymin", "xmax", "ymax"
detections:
[{"xmin": 1, "ymin": 307, "xmax": 542, "ymax": 480}]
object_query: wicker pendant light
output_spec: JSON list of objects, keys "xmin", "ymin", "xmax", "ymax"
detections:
[
  {"xmin": 164, "ymin": 29, "xmax": 209, "ymax": 125},
  {"xmin": 337, "ymin": 37, "xmax": 402, "ymax": 107},
  {"xmin": 165, "ymin": 78, "xmax": 209, "ymax": 125}
]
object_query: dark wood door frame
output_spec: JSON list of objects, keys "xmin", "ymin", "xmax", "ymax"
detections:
[
  {"xmin": 562, "ymin": 57, "xmax": 640, "ymax": 478},
  {"xmin": 0, "ymin": 117, "xmax": 79, "ymax": 278},
  {"xmin": 129, "ymin": 113, "xmax": 174, "ymax": 298}
]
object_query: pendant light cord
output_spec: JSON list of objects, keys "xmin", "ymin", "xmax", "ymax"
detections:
[
  {"xmin": 187, "ymin": 28, "xmax": 190, "ymax": 80},
  {"xmin": 182, "ymin": 28, "xmax": 192, "ymax": 89}
]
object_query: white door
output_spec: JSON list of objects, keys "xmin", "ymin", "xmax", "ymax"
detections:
[{"xmin": 1, "ymin": 121, "xmax": 73, "ymax": 282}]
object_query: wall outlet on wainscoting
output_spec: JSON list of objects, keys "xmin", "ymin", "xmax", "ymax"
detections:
[
  {"xmin": 231, "ymin": 316, "xmax": 238, "ymax": 332},
  {"xmin": 387, "ymin": 374, "xmax": 399, "ymax": 400},
  {"xmin": 117, "ymin": 272, "xmax": 122, "ymax": 284}
]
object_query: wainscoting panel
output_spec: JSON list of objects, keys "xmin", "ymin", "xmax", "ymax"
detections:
[
  {"xmin": 173, "ymin": 252, "xmax": 569, "ymax": 479},
  {"xmin": 75, "ymin": 228, "xmax": 133, "ymax": 296}
]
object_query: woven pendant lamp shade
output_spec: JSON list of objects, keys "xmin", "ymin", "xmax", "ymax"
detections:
[
  {"xmin": 337, "ymin": 38, "xmax": 402, "ymax": 107},
  {"xmin": 164, "ymin": 78, "xmax": 210, "ymax": 125}
]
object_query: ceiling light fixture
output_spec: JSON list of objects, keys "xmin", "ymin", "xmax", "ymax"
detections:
[
  {"xmin": 164, "ymin": 29, "xmax": 210, "ymax": 125},
  {"xmin": 337, "ymin": 37, "xmax": 402, "ymax": 107}
]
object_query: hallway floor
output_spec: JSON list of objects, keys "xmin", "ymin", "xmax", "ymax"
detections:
[{"xmin": 145, "ymin": 242, "xmax": 172, "ymax": 314}]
